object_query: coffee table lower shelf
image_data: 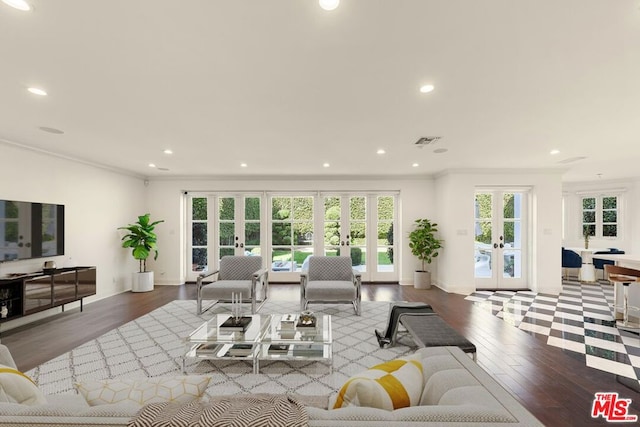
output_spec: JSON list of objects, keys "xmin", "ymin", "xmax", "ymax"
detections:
[{"xmin": 182, "ymin": 314, "xmax": 333, "ymax": 374}]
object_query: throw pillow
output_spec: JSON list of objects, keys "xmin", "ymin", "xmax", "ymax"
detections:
[
  {"xmin": 333, "ymin": 356, "xmax": 423, "ymax": 410},
  {"xmin": 76, "ymin": 375, "xmax": 210, "ymax": 406},
  {"xmin": 0, "ymin": 363, "xmax": 48, "ymax": 405}
]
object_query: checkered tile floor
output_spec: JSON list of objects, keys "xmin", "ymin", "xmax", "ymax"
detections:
[{"xmin": 466, "ymin": 280, "xmax": 640, "ymax": 386}]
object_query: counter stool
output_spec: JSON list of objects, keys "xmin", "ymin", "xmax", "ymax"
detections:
[{"xmin": 605, "ymin": 264, "xmax": 640, "ymax": 331}]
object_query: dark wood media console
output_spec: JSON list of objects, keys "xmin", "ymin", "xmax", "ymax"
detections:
[{"xmin": 0, "ymin": 266, "xmax": 96, "ymax": 323}]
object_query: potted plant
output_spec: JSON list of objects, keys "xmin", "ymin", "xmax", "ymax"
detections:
[
  {"xmin": 119, "ymin": 213, "xmax": 164, "ymax": 292},
  {"xmin": 408, "ymin": 218, "xmax": 443, "ymax": 289}
]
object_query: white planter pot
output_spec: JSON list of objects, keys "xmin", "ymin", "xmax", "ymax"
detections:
[
  {"xmin": 132, "ymin": 271, "xmax": 154, "ymax": 292},
  {"xmin": 414, "ymin": 271, "xmax": 432, "ymax": 289}
]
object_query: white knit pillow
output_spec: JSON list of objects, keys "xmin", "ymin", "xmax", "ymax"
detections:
[
  {"xmin": 333, "ymin": 357, "xmax": 424, "ymax": 410},
  {"xmin": 76, "ymin": 376, "xmax": 210, "ymax": 406},
  {"xmin": 0, "ymin": 364, "xmax": 47, "ymax": 405}
]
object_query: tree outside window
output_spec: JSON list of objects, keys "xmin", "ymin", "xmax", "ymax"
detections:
[{"xmin": 582, "ymin": 195, "xmax": 617, "ymax": 238}]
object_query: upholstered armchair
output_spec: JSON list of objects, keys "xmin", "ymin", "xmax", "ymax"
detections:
[
  {"xmin": 561, "ymin": 248, "xmax": 582, "ymax": 279},
  {"xmin": 196, "ymin": 255, "xmax": 268, "ymax": 315},
  {"xmin": 300, "ymin": 256, "xmax": 361, "ymax": 315}
]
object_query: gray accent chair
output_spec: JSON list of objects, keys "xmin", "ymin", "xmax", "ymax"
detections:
[
  {"xmin": 196, "ymin": 255, "xmax": 268, "ymax": 315},
  {"xmin": 300, "ymin": 256, "xmax": 361, "ymax": 315}
]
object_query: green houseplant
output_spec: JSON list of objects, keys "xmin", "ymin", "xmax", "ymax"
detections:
[
  {"xmin": 119, "ymin": 213, "xmax": 164, "ymax": 292},
  {"xmin": 408, "ymin": 218, "xmax": 443, "ymax": 289}
]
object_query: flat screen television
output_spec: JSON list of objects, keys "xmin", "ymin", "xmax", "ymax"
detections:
[{"xmin": 0, "ymin": 199, "xmax": 65, "ymax": 261}]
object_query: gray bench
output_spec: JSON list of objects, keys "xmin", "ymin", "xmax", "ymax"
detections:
[
  {"xmin": 401, "ymin": 313, "xmax": 477, "ymax": 361},
  {"xmin": 375, "ymin": 302, "xmax": 476, "ymax": 361}
]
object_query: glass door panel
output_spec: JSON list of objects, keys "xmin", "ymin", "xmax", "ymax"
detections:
[
  {"xmin": 191, "ymin": 197, "xmax": 208, "ymax": 272},
  {"xmin": 271, "ymin": 196, "xmax": 314, "ymax": 272},
  {"xmin": 376, "ymin": 196, "xmax": 395, "ymax": 274},
  {"xmin": 349, "ymin": 196, "xmax": 366, "ymax": 272},
  {"xmin": 244, "ymin": 196, "xmax": 261, "ymax": 256},
  {"xmin": 218, "ymin": 197, "xmax": 236, "ymax": 259},
  {"xmin": 323, "ymin": 197, "xmax": 341, "ymax": 257},
  {"xmin": 474, "ymin": 193, "xmax": 493, "ymax": 279}
]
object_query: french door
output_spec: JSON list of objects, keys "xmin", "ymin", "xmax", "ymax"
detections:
[
  {"xmin": 474, "ymin": 189, "xmax": 528, "ymax": 289},
  {"xmin": 321, "ymin": 194, "xmax": 396, "ymax": 282},
  {"xmin": 186, "ymin": 194, "xmax": 262, "ymax": 282},
  {"xmin": 186, "ymin": 192, "xmax": 397, "ymax": 283}
]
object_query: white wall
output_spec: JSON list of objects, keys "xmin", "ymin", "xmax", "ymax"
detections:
[
  {"xmin": 0, "ymin": 142, "xmax": 146, "ymax": 331},
  {"xmin": 145, "ymin": 177, "xmax": 436, "ymax": 286},
  {"xmin": 434, "ymin": 170, "xmax": 564, "ymax": 295}
]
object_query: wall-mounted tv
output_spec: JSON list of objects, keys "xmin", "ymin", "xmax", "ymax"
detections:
[{"xmin": 0, "ymin": 199, "xmax": 65, "ymax": 261}]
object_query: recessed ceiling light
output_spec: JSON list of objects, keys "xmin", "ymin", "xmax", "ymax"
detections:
[
  {"xmin": 38, "ymin": 126, "xmax": 64, "ymax": 134},
  {"xmin": 550, "ymin": 149, "xmax": 560, "ymax": 155},
  {"xmin": 2, "ymin": 0, "xmax": 31, "ymax": 11},
  {"xmin": 433, "ymin": 148, "xmax": 448, "ymax": 154},
  {"xmin": 27, "ymin": 87, "xmax": 47, "ymax": 96},
  {"xmin": 148, "ymin": 163, "xmax": 156, "ymax": 168},
  {"xmin": 376, "ymin": 149, "xmax": 386, "ymax": 155},
  {"xmin": 412, "ymin": 163, "xmax": 419, "ymax": 168},
  {"xmin": 323, "ymin": 163, "xmax": 330, "ymax": 168},
  {"xmin": 163, "ymin": 149, "xmax": 173, "ymax": 155},
  {"xmin": 319, "ymin": 0, "xmax": 339, "ymax": 11},
  {"xmin": 419, "ymin": 84, "xmax": 435, "ymax": 93},
  {"xmin": 240, "ymin": 163, "xmax": 248, "ymax": 168}
]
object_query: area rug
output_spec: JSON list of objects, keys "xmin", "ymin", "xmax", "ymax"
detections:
[{"xmin": 26, "ymin": 300, "xmax": 416, "ymax": 397}]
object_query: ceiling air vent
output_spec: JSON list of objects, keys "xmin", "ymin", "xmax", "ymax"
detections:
[
  {"xmin": 557, "ymin": 156, "xmax": 587, "ymax": 164},
  {"xmin": 415, "ymin": 136, "xmax": 442, "ymax": 147}
]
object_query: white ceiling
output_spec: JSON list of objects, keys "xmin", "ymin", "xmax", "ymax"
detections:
[{"xmin": 1, "ymin": 0, "xmax": 639, "ymax": 181}]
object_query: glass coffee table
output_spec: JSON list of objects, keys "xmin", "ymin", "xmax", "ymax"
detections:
[
  {"xmin": 182, "ymin": 313, "xmax": 332, "ymax": 374},
  {"xmin": 257, "ymin": 314, "xmax": 332, "ymax": 373},
  {"xmin": 182, "ymin": 314, "xmax": 270, "ymax": 374}
]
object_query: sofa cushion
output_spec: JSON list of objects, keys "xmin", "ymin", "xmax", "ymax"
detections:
[
  {"xmin": 76, "ymin": 375, "xmax": 210, "ymax": 406},
  {"xmin": 0, "ymin": 364, "xmax": 48, "ymax": 405},
  {"xmin": 333, "ymin": 356, "xmax": 423, "ymax": 410}
]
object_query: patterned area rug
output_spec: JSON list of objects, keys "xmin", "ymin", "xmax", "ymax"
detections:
[{"xmin": 27, "ymin": 300, "xmax": 415, "ymax": 397}]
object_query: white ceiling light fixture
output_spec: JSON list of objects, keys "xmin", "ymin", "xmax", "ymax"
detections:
[
  {"xmin": 550, "ymin": 149, "xmax": 560, "ymax": 155},
  {"xmin": 412, "ymin": 163, "xmax": 419, "ymax": 168},
  {"xmin": 240, "ymin": 163, "xmax": 248, "ymax": 168},
  {"xmin": 419, "ymin": 84, "xmax": 435, "ymax": 93},
  {"xmin": 163, "ymin": 149, "xmax": 173, "ymax": 155},
  {"xmin": 148, "ymin": 163, "xmax": 156, "ymax": 168},
  {"xmin": 2, "ymin": 0, "xmax": 31, "ymax": 11},
  {"xmin": 323, "ymin": 162, "xmax": 330, "ymax": 168},
  {"xmin": 27, "ymin": 87, "xmax": 47, "ymax": 96},
  {"xmin": 376, "ymin": 149, "xmax": 386, "ymax": 155},
  {"xmin": 319, "ymin": 0, "xmax": 339, "ymax": 11}
]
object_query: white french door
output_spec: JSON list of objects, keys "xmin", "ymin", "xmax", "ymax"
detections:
[
  {"xmin": 474, "ymin": 189, "xmax": 529, "ymax": 289},
  {"xmin": 186, "ymin": 192, "xmax": 397, "ymax": 283},
  {"xmin": 321, "ymin": 194, "xmax": 396, "ymax": 282},
  {"xmin": 186, "ymin": 194, "xmax": 263, "ymax": 282}
]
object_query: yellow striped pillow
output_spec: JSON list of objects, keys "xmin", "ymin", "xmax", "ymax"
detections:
[
  {"xmin": 333, "ymin": 357, "xmax": 424, "ymax": 410},
  {"xmin": 0, "ymin": 364, "xmax": 47, "ymax": 405}
]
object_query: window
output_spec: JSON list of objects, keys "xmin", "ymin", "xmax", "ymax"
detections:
[{"xmin": 582, "ymin": 195, "xmax": 618, "ymax": 238}]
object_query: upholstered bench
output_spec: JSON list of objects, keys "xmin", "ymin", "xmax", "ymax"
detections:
[{"xmin": 401, "ymin": 313, "xmax": 477, "ymax": 361}]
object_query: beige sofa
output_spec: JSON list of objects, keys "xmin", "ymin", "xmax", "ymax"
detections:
[{"xmin": 0, "ymin": 344, "xmax": 542, "ymax": 426}]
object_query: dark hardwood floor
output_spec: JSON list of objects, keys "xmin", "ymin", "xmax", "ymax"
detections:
[{"xmin": 2, "ymin": 283, "xmax": 638, "ymax": 426}]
